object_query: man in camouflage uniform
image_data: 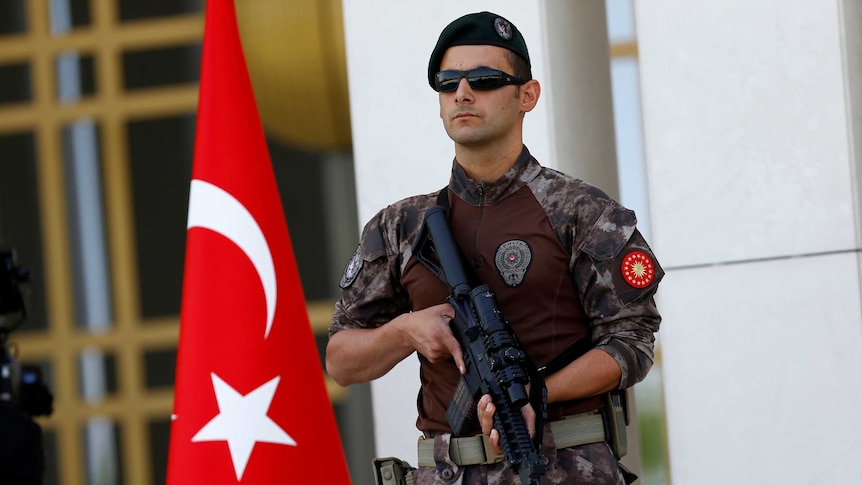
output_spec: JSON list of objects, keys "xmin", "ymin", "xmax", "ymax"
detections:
[{"xmin": 327, "ymin": 11, "xmax": 663, "ymax": 485}]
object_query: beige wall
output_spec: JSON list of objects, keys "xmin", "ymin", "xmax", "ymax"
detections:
[{"xmin": 636, "ymin": 0, "xmax": 862, "ymax": 483}]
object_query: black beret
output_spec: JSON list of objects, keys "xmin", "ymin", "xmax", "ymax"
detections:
[{"xmin": 427, "ymin": 11, "xmax": 530, "ymax": 89}]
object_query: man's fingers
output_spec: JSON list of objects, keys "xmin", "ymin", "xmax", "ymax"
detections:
[
  {"xmin": 478, "ymin": 394, "xmax": 494, "ymax": 434},
  {"xmin": 446, "ymin": 335, "xmax": 466, "ymax": 374},
  {"xmin": 522, "ymin": 403, "xmax": 536, "ymax": 438},
  {"xmin": 488, "ymin": 429, "xmax": 501, "ymax": 455},
  {"xmin": 477, "ymin": 395, "xmax": 503, "ymax": 455},
  {"xmin": 477, "ymin": 394, "xmax": 535, "ymax": 457},
  {"xmin": 440, "ymin": 311, "xmax": 464, "ymax": 373}
]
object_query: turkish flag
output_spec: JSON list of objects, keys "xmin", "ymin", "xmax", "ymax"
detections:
[{"xmin": 166, "ymin": 0, "xmax": 351, "ymax": 483}]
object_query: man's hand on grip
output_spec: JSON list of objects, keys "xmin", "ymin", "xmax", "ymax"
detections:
[
  {"xmin": 403, "ymin": 303, "xmax": 466, "ymax": 374},
  {"xmin": 477, "ymin": 393, "xmax": 536, "ymax": 455}
]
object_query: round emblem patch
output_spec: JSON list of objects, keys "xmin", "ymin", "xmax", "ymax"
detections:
[
  {"xmin": 494, "ymin": 18, "xmax": 513, "ymax": 40},
  {"xmin": 621, "ymin": 251, "xmax": 655, "ymax": 289},
  {"xmin": 339, "ymin": 248, "xmax": 363, "ymax": 289},
  {"xmin": 495, "ymin": 240, "xmax": 531, "ymax": 287}
]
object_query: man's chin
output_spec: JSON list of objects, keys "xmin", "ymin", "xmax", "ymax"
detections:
[{"xmin": 446, "ymin": 128, "xmax": 487, "ymax": 146}]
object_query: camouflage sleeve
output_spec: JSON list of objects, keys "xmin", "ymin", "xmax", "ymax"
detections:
[
  {"xmin": 572, "ymin": 201, "xmax": 664, "ymax": 389},
  {"xmin": 329, "ymin": 208, "xmax": 410, "ymax": 338}
]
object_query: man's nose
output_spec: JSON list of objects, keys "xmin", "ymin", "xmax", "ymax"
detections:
[{"xmin": 454, "ymin": 78, "xmax": 473, "ymax": 103}]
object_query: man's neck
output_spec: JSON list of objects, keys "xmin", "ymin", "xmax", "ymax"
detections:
[{"xmin": 454, "ymin": 142, "xmax": 523, "ymax": 182}]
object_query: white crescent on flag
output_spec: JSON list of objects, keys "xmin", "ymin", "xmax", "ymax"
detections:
[{"xmin": 187, "ymin": 179, "xmax": 277, "ymax": 339}]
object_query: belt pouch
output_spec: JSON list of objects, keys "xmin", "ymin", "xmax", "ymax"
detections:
[
  {"xmin": 372, "ymin": 457, "xmax": 416, "ymax": 485},
  {"xmin": 604, "ymin": 390, "xmax": 628, "ymax": 459}
]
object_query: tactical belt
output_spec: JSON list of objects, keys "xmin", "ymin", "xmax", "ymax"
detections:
[{"xmin": 417, "ymin": 413, "xmax": 606, "ymax": 467}]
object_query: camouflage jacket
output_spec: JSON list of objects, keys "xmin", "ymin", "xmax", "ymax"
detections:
[{"xmin": 331, "ymin": 146, "xmax": 663, "ymax": 432}]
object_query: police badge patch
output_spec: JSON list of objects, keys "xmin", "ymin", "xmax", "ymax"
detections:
[
  {"xmin": 495, "ymin": 240, "xmax": 531, "ymax": 287},
  {"xmin": 339, "ymin": 247, "xmax": 363, "ymax": 288}
]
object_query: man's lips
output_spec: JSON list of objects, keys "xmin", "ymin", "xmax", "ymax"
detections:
[{"xmin": 453, "ymin": 111, "xmax": 478, "ymax": 120}]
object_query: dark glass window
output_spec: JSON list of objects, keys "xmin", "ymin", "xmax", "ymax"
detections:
[
  {"xmin": 127, "ymin": 114, "xmax": 194, "ymax": 319},
  {"xmin": 56, "ymin": 53, "xmax": 96, "ymax": 102},
  {"xmin": 270, "ymin": 142, "xmax": 346, "ymax": 301},
  {"xmin": 122, "ymin": 44, "xmax": 202, "ymax": 91},
  {"xmin": 0, "ymin": 0, "xmax": 26, "ymax": 36},
  {"xmin": 266, "ymin": 141, "xmax": 359, "ymax": 303},
  {"xmin": 0, "ymin": 62, "xmax": 32, "ymax": 105},
  {"xmin": 118, "ymin": 0, "xmax": 202, "ymax": 22},
  {"xmin": 143, "ymin": 348, "xmax": 177, "ymax": 389},
  {"xmin": 77, "ymin": 350, "xmax": 118, "ymax": 400},
  {"xmin": 0, "ymin": 132, "xmax": 47, "ymax": 331},
  {"xmin": 80, "ymin": 419, "xmax": 124, "ymax": 485},
  {"xmin": 42, "ymin": 429, "xmax": 59, "ymax": 485},
  {"xmin": 49, "ymin": 0, "xmax": 92, "ymax": 32},
  {"xmin": 68, "ymin": 0, "xmax": 91, "ymax": 28},
  {"xmin": 148, "ymin": 417, "xmax": 171, "ymax": 485}
]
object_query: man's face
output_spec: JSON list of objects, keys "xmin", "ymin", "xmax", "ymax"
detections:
[{"xmin": 438, "ymin": 45, "xmax": 523, "ymax": 148}]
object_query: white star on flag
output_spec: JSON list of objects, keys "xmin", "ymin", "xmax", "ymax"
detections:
[{"xmin": 192, "ymin": 373, "xmax": 296, "ymax": 480}]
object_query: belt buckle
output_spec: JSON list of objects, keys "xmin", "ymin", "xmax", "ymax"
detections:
[{"xmin": 479, "ymin": 435, "xmax": 505, "ymax": 464}]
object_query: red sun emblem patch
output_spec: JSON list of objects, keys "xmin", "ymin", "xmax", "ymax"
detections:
[{"xmin": 621, "ymin": 251, "xmax": 655, "ymax": 288}]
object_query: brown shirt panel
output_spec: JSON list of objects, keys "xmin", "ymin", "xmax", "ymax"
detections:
[{"xmin": 402, "ymin": 185, "xmax": 600, "ymax": 435}]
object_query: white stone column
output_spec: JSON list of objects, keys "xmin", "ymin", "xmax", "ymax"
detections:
[
  {"xmin": 635, "ymin": 1, "xmax": 862, "ymax": 483},
  {"xmin": 342, "ymin": 0, "xmax": 621, "ymax": 464}
]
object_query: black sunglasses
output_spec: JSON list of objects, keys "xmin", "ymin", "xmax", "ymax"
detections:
[{"xmin": 434, "ymin": 68, "xmax": 528, "ymax": 93}]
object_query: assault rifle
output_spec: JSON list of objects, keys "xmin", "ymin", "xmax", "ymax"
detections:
[{"xmin": 414, "ymin": 205, "xmax": 546, "ymax": 485}]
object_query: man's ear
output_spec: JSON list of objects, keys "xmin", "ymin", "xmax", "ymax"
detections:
[{"xmin": 519, "ymin": 79, "xmax": 541, "ymax": 113}]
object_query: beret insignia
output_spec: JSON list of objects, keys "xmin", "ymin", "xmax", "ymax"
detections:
[{"xmin": 494, "ymin": 17, "xmax": 513, "ymax": 40}]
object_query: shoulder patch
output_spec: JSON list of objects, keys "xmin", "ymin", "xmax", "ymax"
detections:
[
  {"xmin": 620, "ymin": 251, "xmax": 656, "ymax": 289},
  {"xmin": 339, "ymin": 247, "xmax": 363, "ymax": 289}
]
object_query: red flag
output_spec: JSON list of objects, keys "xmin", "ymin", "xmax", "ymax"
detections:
[{"xmin": 167, "ymin": 1, "xmax": 351, "ymax": 483}]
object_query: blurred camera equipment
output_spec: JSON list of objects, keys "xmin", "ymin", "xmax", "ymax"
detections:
[{"xmin": 0, "ymin": 249, "xmax": 53, "ymax": 485}]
